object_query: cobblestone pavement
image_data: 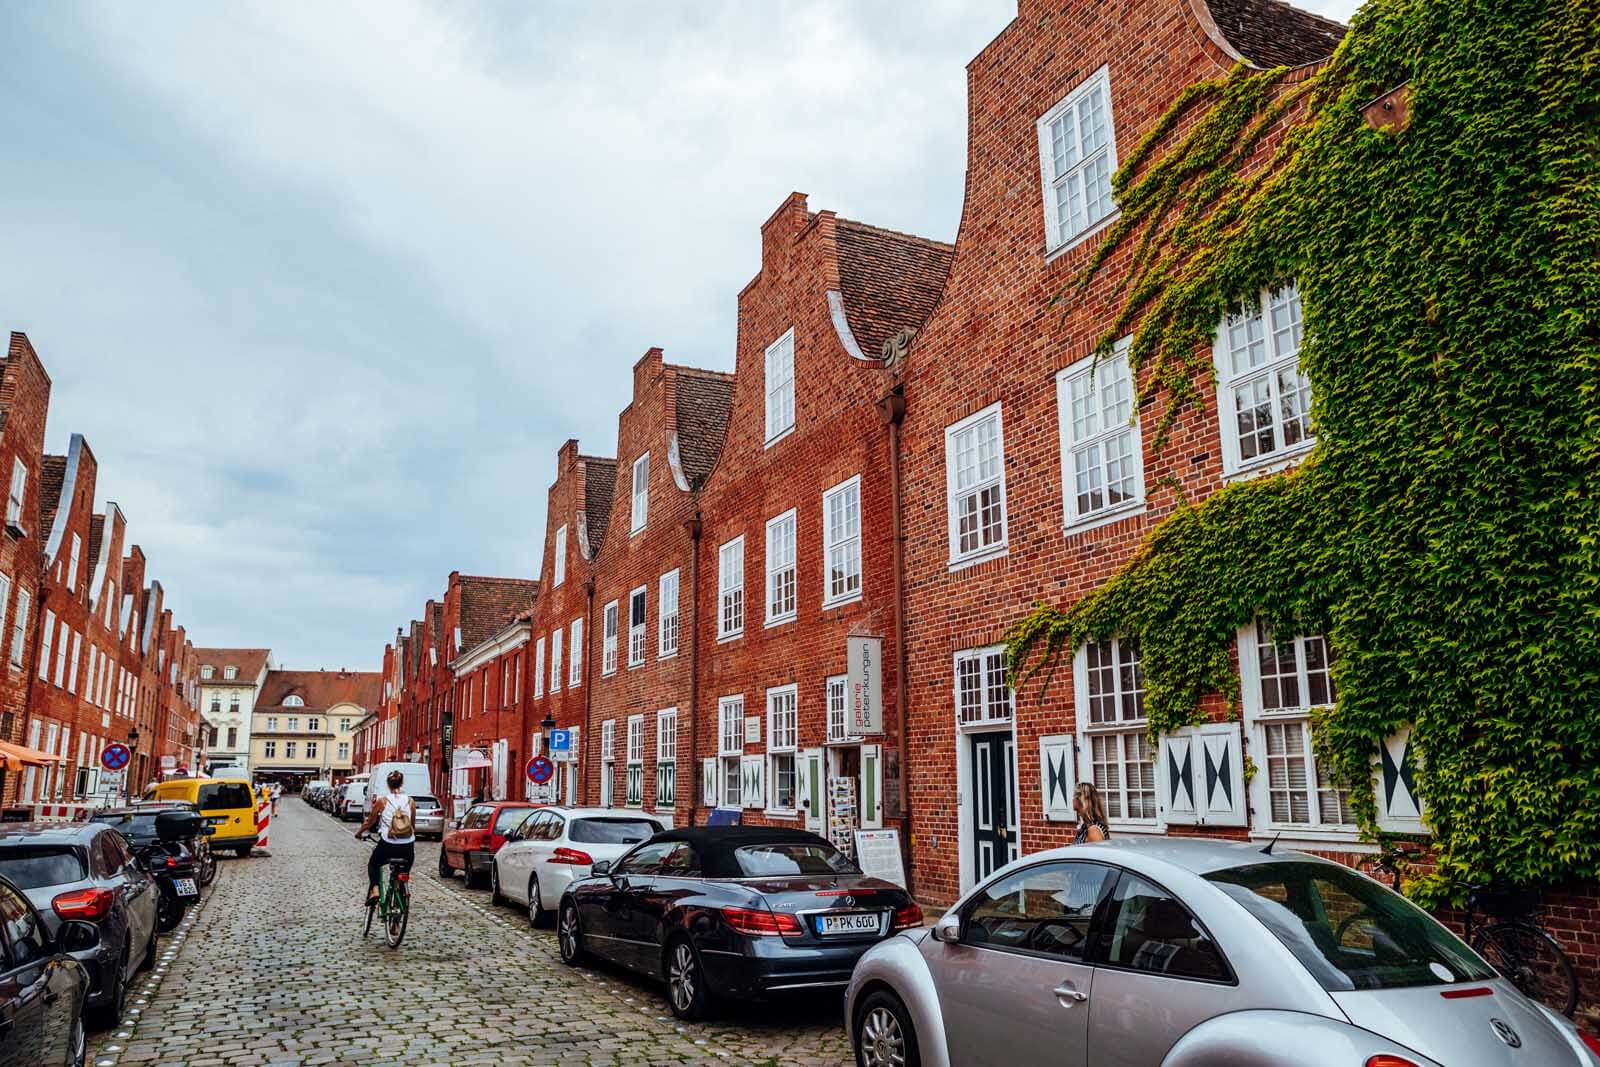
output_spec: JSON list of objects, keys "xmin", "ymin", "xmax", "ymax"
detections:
[{"xmin": 89, "ymin": 799, "xmax": 852, "ymax": 1066}]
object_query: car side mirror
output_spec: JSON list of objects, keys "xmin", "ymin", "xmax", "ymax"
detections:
[
  {"xmin": 590, "ymin": 860, "xmax": 612, "ymax": 878},
  {"xmin": 930, "ymin": 914, "xmax": 963, "ymax": 944},
  {"xmin": 59, "ymin": 920, "xmax": 99, "ymax": 953}
]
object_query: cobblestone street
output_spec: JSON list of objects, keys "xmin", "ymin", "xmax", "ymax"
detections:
[{"xmin": 89, "ymin": 801, "xmax": 852, "ymax": 1066}]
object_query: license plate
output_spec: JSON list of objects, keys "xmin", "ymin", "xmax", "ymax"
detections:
[
  {"xmin": 174, "ymin": 878, "xmax": 198, "ymax": 896},
  {"xmin": 816, "ymin": 912, "xmax": 881, "ymax": 937}
]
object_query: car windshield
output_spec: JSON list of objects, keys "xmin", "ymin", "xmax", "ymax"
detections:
[
  {"xmin": 197, "ymin": 783, "xmax": 253, "ymax": 811},
  {"xmin": 494, "ymin": 808, "xmax": 534, "ymax": 834},
  {"xmin": 1207, "ymin": 861, "xmax": 1495, "ymax": 991},
  {"xmin": 733, "ymin": 843, "xmax": 859, "ymax": 877},
  {"xmin": 570, "ymin": 818, "xmax": 660, "ymax": 845},
  {"xmin": 0, "ymin": 846, "xmax": 86, "ymax": 889}
]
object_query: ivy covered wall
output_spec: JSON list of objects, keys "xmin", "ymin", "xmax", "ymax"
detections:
[{"xmin": 1008, "ymin": 0, "xmax": 1600, "ymax": 900}]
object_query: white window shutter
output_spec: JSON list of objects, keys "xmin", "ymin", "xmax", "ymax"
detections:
[
  {"xmin": 1196, "ymin": 723, "xmax": 1246, "ymax": 827},
  {"xmin": 741, "ymin": 754, "xmax": 765, "ymax": 810},
  {"xmin": 1038, "ymin": 734, "xmax": 1077, "ymax": 822},
  {"xmin": 800, "ymin": 748, "xmax": 824, "ymax": 832},
  {"xmin": 1157, "ymin": 732, "xmax": 1197, "ymax": 826},
  {"xmin": 1375, "ymin": 725, "xmax": 1427, "ymax": 834},
  {"xmin": 860, "ymin": 744, "xmax": 883, "ymax": 829},
  {"xmin": 702, "ymin": 757, "xmax": 719, "ymax": 807}
]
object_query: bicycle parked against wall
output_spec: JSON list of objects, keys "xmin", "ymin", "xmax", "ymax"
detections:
[
  {"xmin": 1373, "ymin": 845, "xmax": 1578, "ymax": 1017},
  {"xmin": 360, "ymin": 834, "xmax": 411, "ymax": 948}
]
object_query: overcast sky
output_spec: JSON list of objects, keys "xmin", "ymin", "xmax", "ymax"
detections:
[{"xmin": 0, "ymin": 1, "xmax": 1359, "ymax": 669}]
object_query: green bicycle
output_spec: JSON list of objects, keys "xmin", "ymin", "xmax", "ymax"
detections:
[{"xmin": 362, "ymin": 838, "xmax": 411, "ymax": 948}]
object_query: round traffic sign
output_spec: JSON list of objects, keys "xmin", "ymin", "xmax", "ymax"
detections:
[
  {"xmin": 101, "ymin": 743, "xmax": 131, "ymax": 771},
  {"xmin": 527, "ymin": 756, "xmax": 555, "ymax": 784}
]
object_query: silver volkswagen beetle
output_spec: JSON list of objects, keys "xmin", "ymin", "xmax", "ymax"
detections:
[{"xmin": 845, "ymin": 838, "xmax": 1599, "ymax": 1066}]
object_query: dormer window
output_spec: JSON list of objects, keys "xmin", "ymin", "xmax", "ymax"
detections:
[
  {"xmin": 223, "ymin": 665, "xmax": 238, "ymax": 680},
  {"xmin": 1037, "ymin": 67, "xmax": 1118, "ymax": 253},
  {"xmin": 284, "ymin": 694, "xmax": 304, "ymax": 707},
  {"xmin": 201, "ymin": 665, "xmax": 214, "ymax": 679}
]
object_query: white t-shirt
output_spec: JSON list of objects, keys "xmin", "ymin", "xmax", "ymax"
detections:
[{"xmin": 378, "ymin": 791, "xmax": 416, "ymax": 844}]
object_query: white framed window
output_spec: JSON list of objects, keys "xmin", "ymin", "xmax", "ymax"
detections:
[
  {"xmin": 1036, "ymin": 66, "xmax": 1117, "ymax": 252},
  {"xmin": 1215, "ymin": 285, "xmax": 1312, "ymax": 475},
  {"xmin": 628, "ymin": 586, "xmax": 647, "ymax": 668},
  {"xmin": 5, "ymin": 460, "xmax": 25, "ymax": 529},
  {"xmin": 338, "ymin": 742, "xmax": 350, "ymax": 761},
  {"xmin": 550, "ymin": 628, "xmax": 563, "ymax": 693},
  {"xmin": 826, "ymin": 675, "xmax": 856, "ymax": 744},
  {"xmin": 306, "ymin": 741, "xmax": 318, "ymax": 760},
  {"xmin": 66, "ymin": 632, "xmax": 79, "ymax": 694},
  {"xmin": 8, "ymin": 588, "xmax": 23, "ymax": 672},
  {"xmin": 288, "ymin": 717, "xmax": 300, "ymax": 731},
  {"xmin": 954, "ymin": 645, "xmax": 1012, "ymax": 726},
  {"xmin": 67, "ymin": 534, "xmax": 81, "ymax": 593},
  {"xmin": 568, "ymin": 618, "xmax": 583, "ymax": 687},
  {"xmin": 625, "ymin": 714, "xmax": 644, "ymax": 807},
  {"xmin": 1241, "ymin": 621, "xmax": 1351, "ymax": 832},
  {"xmin": 223, "ymin": 666, "xmax": 238, "ymax": 680},
  {"xmin": 822, "ymin": 476, "xmax": 862, "ymax": 606},
  {"xmin": 200, "ymin": 665, "xmax": 214, "ymax": 679},
  {"xmin": 601, "ymin": 601, "xmax": 619, "ymax": 675},
  {"xmin": 38, "ymin": 609, "xmax": 53, "ymax": 681},
  {"xmin": 0, "ymin": 575, "xmax": 13, "ymax": 666},
  {"xmin": 764, "ymin": 328, "xmax": 795, "ymax": 444},
  {"xmin": 630, "ymin": 453, "xmax": 650, "ymax": 534},
  {"xmin": 534, "ymin": 636, "xmax": 546, "ymax": 698},
  {"xmin": 718, "ymin": 696, "xmax": 744, "ymax": 807},
  {"xmin": 655, "ymin": 708, "xmax": 677, "ymax": 809},
  {"xmin": 1075, "ymin": 637, "xmax": 1156, "ymax": 826},
  {"xmin": 1057, "ymin": 339, "xmax": 1144, "ymax": 527},
  {"xmin": 553, "ymin": 524, "xmax": 567, "ymax": 587},
  {"xmin": 285, "ymin": 742, "xmax": 296, "ymax": 759},
  {"xmin": 658, "ymin": 570, "xmax": 679, "ymax": 658},
  {"xmin": 718, "ymin": 536, "xmax": 744, "ymax": 639},
  {"xmin": 945, "ymin": 403, "xmax": 1008, "ymax": 566},
  {"xmin": 766, "ymin": 685, "xmax": 798, "ymax": 812},
  {"xmin": 283, "ymin": 694, "xmax": 303, "ymax": 708},
  {"xmin": 54, "ymin": 624, "xmax": 68, "ymax": 687},
  {"xmin": 600, "ymin": 719, "xmax": 616, "ymax": 807},
  {"xmin": 264, "ymin": 741, "xmax": 276, "ymax": 759},
  {"xmin": 765, "ymin": 510, "xmax": 797, "ymax": 625}
]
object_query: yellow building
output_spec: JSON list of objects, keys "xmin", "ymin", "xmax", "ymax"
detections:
[{"xmin": 250, "ymin": 668, "xmax": 381, "ymax": 787}]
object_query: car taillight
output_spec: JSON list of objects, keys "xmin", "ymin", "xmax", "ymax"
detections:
[
  {"xmin": 721, "ymin": 906, "xmax": 804, "ymax": 938},
  {"xmin": 1580, "ymin": 1030, "xmax": 1600, "ymax": 1056},
  {"xmin": 548, "ymin": 848, "xmax": 594, "ymax": 865},
  {"xmin": 1366, "ymin": 1057, "xmax": 1422, "ymax": 1067},
  {"xmin": 52, "ymin": 887, "xmax": 114, "ymax": 921},
  {"xmin": 166, "ymin": 856, "xmax": 177, "ymax": 869},
  {"xmin": 891, "ymin": 903, "xmax": 924, "ymax": 931}
]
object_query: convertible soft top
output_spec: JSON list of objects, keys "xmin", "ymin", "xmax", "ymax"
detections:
[{"xmin": 649, "ymin": 826, "xmax": 839, "ymax": 878}]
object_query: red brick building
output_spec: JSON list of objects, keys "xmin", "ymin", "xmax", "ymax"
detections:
[
  {"xmin": 445, "ymin": 572, "xmax": 538, "ymax": 802},
  {"xmin": 893, "ymin": 0, "xmax": 1344, "ymax": 902}
]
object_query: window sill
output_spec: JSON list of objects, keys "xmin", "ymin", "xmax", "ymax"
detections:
[
  {"xmin": 821, "ymin": 591, "xmax": 863, "ymax": 611},
  {"xmin": 948, "ymin": 544, "xmax": 1009, "ymax": 574},
  {"xmin": 601, "ymin": 667, "xmax": 617, "ymax": 678},
  {"xmin": 1064, "ymin": 501, "xmax": 1146, "ymax": 537},
  {"xmin": 1248, "ymin": 827, "xmax": 1367, "ymax": 849},
  {"xmin": 1107, "ymin": 819, "xmax": 1163, "ymax": 836},
  {"xmin": 763, "ymin": 613, "xmax": 796, "ymax": 630},
  {"xmin": 764, "ymin": 808, "xmax": 799, "ymax": 819},
  {"xmin": 657, "ymin": 650, "xmax": 678, "ymax": 662},
  {"xmin": 1044, "ymin": 211, "xmax": 1122, "ymax": 265},
  {"xmin": 631, "ymin": 524, "xmax": 647, "ymax": 537},
  {"xmin": 717, "ymin": 631, "xmax": 743, "ymax": 645},
  {"xmin": 764, "ymin": 425, "xmax": 795, "ymax": 450},
  {"xmin": 627, "ymin": 661, "xmax": 645, "ymax": 671},
  {"xmin": 1222, "ymin": 441, "xmax": 1315, "ymax": 484}
]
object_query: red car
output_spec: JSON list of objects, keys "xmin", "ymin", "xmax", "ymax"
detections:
[{"xmin": 438, "ymin": 802, "xmax": 540, "ymax": 888}]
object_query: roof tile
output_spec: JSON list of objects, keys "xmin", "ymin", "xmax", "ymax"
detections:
[
  {"xmin": 834, "ymin": 220, "xmax": 954, "ymax": 360},
  {"xmin": 1205, "ymin": 0, "xmax": 1345, "ymax": 67}
]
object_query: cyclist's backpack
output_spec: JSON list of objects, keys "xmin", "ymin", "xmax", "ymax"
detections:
[{"xmin": 388, "ymin": 799, "xmax": 414, "ymax": 839}]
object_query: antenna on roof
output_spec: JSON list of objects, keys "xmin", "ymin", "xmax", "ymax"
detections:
[{"xmin": 1260, "ymin": 831, "xmax": 1282, "ymax": 855}]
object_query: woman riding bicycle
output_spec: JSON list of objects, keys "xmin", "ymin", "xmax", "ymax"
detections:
[{"xmin": 356, "ymin": 770, "xmax": 416, "ymax": 906}]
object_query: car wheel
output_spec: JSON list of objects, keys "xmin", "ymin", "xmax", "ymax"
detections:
[
  {"xmin": 855, "ymin": 990, "xmax": 920, "ymax": 1067},
  {"xmin": 438, "ymin": 850, "xmax": 452, "ymax": 878},
  {"xmin": 490, "ymin": 864, "xmax": 507, "ymax": 907},
  {"xmin": 88, "ymin": 944, "xmax": 128, "ymax": 1029},
  {"xmin": 66, "ymin": 1006, "xmax": 86, "ymax": 1067},
  {"xmin": 156, "ymin": 893, "xmax": 182, "ymax": 933},
  {"xmin": 136, "ymin": 921, "xmax": 158, "ymax": 972},
  {"xmin": 465, "ymin": 858, "xmax": 487, "ymax": 889},
  {"xmin": 665, "ymin": 937, "xmax": 713, "ymax": 1021},
  {"xmin": 528, "ymin": 877, "xmax": 548, "ymax": 928},
  {"xmin": 558, "ymin": 902, "xmax": 584, "ymax": 965}
]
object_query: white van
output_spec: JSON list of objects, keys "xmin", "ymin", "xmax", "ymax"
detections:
[
  {"xmin": 363, "ymin": 762, "xmax": 432, "ymax": 817},
  {"xmin": 336, "ymin": 774, "xmax": 370, "ymax": 821}
]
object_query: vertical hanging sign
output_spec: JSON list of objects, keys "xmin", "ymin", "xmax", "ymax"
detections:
[{"xmin": 848, "ymin": 635, "xmax": 883, "ymax": 735}]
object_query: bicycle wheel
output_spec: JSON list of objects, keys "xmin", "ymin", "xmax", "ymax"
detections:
[
  {"xmin": 1473, "ymin": 921, "xmax": 1578, "ymax": 1017},
  {"xmin": 385, "ymin": 887, "xmax": 409, "ymax": 949}
]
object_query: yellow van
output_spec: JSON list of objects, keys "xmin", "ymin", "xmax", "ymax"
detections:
[{"xmin": 144, "ymin": 778, "xmax": 260, "ymax": 857}]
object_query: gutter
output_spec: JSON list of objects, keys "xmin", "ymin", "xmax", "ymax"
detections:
[
  {"xmin": 684, "ymin": 513, "xmax": 704, "ymax": 825},
  {"xmin": 877, "ymin": 387, "xmax": 914, "ymax": 896}
]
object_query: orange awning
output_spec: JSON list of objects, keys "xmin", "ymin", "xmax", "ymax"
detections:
[{"xmin": 0, "ymin": 740, "xmax": 61, "ymax": 771}]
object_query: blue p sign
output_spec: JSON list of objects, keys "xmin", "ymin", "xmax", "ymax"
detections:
[{"xmin": 549, "ymin": 729, "xmax": 571, "ymax": 752}]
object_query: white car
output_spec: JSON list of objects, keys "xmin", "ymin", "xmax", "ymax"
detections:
[{"xmin": 491, "ymin": 807, "xmax": 663, "ymax": 926}]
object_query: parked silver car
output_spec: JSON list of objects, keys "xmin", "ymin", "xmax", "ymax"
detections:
[
  {"xmin": 846, "ymin": 838, "xmax": 1600, "ymax": 1067},
  {"xmin": 412, "ymin": 796, "xmax": 445, "ymax": 841}
]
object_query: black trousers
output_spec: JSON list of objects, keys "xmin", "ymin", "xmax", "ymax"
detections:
[{"xmin": 368, "ymin": 840, "xmax": 415, "ymax": 890}]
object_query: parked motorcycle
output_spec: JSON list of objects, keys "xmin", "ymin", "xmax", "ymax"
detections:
[{"xmin": 137, "ymin": 811, "xmax": 207, "ymax": 931}]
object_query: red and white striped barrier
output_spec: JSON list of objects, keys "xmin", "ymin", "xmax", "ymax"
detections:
[{"xmin": 254, "ymin": 795, "xmax": 270, "ymax": 851}]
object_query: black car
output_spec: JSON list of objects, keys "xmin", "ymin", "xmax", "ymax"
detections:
[
  {"xmin": 0, "ymin": 823, "xmax": 159, "ymax": 1029},
  {"xmin": 558, "ymin": 827, "xmax": 920, "ymax": 1019},
  {"xmin": 0, "ymin": 871, "xmax": 96, "ymax": 1066}
]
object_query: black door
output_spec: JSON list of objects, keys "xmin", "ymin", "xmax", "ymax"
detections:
[{"xmin": 970, "ymin": 730, "xmax": 1018, "ymax": 883}]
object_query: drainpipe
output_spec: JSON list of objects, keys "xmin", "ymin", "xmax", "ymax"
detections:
[
  {"xmin": 684, "ymin": 513, "xmax": 704, "ymax": 826},
  {"xmin": 582, "ymin": 576, "xmax": 596, "ymax": 806},
  {"xmin": 877, "ymin": 387, "xmax": 914, "ymax": 897}
]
